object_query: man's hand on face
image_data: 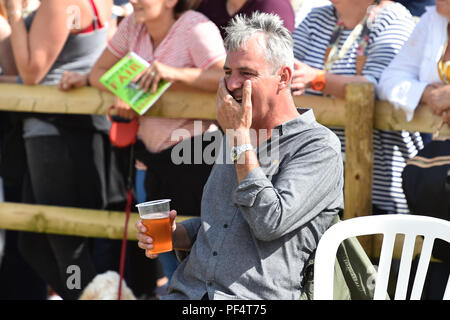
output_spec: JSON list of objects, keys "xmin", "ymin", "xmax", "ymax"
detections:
[
  {"xmin": 216, "ymin": 78, "xmax": 252, "ymax": 129},
  {"xmin": 216, "ymin": 78, "xmax": 253, "ymax": 147}
]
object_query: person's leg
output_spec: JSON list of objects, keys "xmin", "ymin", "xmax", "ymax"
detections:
[
  {"xmin": 17, "ymin": 166, "xmax": 68, "ymax": 298},
  {"xmin": 17, "ymin": 231, "xmax": 67, "ymax": 298},
  {"xmin": 22, "ymin": 134, "xmax": 98, "ymax": 299},
  {"xmin": 46, "ymin": 234, "xmax": 97, "ymax": 300},
  {"xmin": 0, "ymin": 231, "xmax": 47, "ymax": 300},
  {"xmin": 126, "ymin": 241, "xmax": 165, "ymax": 299},
  {"xmin": 0, "ymin": 167, "xmax": 47, "ymax": 300}
]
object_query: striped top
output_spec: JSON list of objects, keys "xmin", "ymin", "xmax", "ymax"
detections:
[
  {"xmin": 108, "ymin": 10, "xmax": 226, "ymax": 153},
  {"xmin": 293, "ymin": 3, "xmax": 423, "ymax": 214}
]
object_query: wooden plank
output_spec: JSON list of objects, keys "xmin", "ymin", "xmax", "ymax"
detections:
[
  {"xmin": 0, "ymin": 84, "xmax": 217, "ymax": 119},
  {"xmin": 0, "ymin": 202, "xmax": 193, "ymax": 240},
  {"xmin": 150, "ymin": 89, "xmax": 216, "ymax": 120},
  {"xmin": 1, "ymin": 84, "xmax": 448, "ymax": 135},
  {"xmin": 374, "ymin": 100, "xmax": 447, "ymax": 134},
  {"xmin": 294, "ymin": 94, "xmax": 450, "ymax": 135},
  {"xmin": 343, "ymin": 83, "xmax": 375, "ymax": 255},
  {"xmin": 0, "ymin": 83, "xmax": 112, "ymax": 114},
  {"xmin": 294, "ymin": 94, "xmax": 346, "ymax": 127}
]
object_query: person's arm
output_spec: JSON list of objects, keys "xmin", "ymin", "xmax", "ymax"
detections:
[
  {"xmin": 419, "ymin": 83, "xmax": 450, "ymax": 116},
  {"xmin": 6, "ymin": 0, "xmax": 72, "ymax": 84},
  {"xmin": 233, "ymin": 144, "xmax": 343, "ymax": 242},
  {"xmin": 375, "ymin": 5, "xmax": 428, "ymax": 121},
  {"xmin": 216, "ymin": 80, "xmax": 259, "ymax": 183},
  {"xmin": 322, "ymin": 73, "xmax": 369, "ymax": 98},
  {"xmin": 0, "ymin": 15, "xmax": 17, "ymax": 75},
  {"xmin": 135, "ymin": 58, "xmax": 225, "ymax": 94},
  {"xmin": 165, "ymin": 60, "xmax": 225, "ymax": 92},
  {"xmin": 58, "ymin": 71, "xmax": 89, "ymax": 91},
  {"xmin": 292, "ymin": 60, "xmax": 368, "ymax": 98},
  {"xmin": 377, "ymin": 12, "xmax": 447, "ymax": 124},
  {"xmin": 88, "ymin": 48, "xmax": 121, "ymax": 91}
]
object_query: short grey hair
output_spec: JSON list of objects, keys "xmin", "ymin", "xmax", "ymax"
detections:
[{"xmin": 223, "ymin": 11, "xmax": 294, "ymax": 73}]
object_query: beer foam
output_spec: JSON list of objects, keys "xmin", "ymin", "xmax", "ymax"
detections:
[{"xmin": 140, "ymin": 212, "xmax": 169, "ymax": 220}]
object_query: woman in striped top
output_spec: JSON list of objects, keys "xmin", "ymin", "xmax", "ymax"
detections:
[{"xmin": 292, "ymin": 0, "xmax": 423, "ymax": 215}]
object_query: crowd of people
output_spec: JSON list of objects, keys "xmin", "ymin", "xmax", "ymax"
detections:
[{"xmin": 0, "ymin": 0, "xmax": 448, "ymax": 300}]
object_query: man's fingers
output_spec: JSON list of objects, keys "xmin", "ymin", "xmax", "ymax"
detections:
[
  {"xmin": 145, "ymin": 251, "xmax": 159, "ymax": 259},
  {"xmin": 217, "ymin": 78, "xmax": 229, "ymax": 100},
  {"xmin": 137, "ymin": 237, "xmax": 153, "ymax": 248},
  {"xmin": 135, "ymin": 219, "xmax": 147, "ymax": 233},
  {"xmin": 169, "ymin": 210, "xmax": 177, "ymax": 232},
  {"xmin": 225, "ymin": 94, "xmax": 234, "ymax": 105},
  {"xmin": 242, "ymin": 80, "xmax": 252, "ymax": 108}
]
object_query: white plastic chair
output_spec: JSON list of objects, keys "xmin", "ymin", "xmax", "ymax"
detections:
[{"xmin": 313, "ymin": 214, "xmax": 450, "ymax": 300}]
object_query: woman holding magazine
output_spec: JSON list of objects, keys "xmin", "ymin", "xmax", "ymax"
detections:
[{"xmin": 80, "ymin": 0, "xmax": 226, "ymax": 282}]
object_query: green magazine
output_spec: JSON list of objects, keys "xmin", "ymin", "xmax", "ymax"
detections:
[{"xmin": 99, "ymin": 52, "xmax": 171, "ymax": 115}]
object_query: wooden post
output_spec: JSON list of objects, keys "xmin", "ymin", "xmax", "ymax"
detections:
[{"xmin": 344, "ymin": 82, "xmax": 375, "ymax": 255}]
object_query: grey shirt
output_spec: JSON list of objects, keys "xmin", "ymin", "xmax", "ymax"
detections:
[{"xmin": 164, "ymin": 108, "xmax": 344, "ymax": 300}]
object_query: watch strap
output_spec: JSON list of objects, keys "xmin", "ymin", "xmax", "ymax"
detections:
[
  {"xmin": 310, "ymin": 70, "xmax": 326, "ymax": 91},
  {"xmin": 231, "ymin": 144, "xmax": 253, "ymax": 162}
]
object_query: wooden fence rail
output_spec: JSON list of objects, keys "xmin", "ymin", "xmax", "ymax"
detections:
[{"xmin": 0, "ymin": 83, "xmax": 448, "ymax": 256}]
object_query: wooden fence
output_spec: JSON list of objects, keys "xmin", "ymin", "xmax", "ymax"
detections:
[{"xmin": 0, "ymin": 83, "xmax": 448, "ymax": 258}]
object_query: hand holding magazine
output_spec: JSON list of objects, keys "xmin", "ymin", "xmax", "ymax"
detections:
[{"xmin": 100, "ymin": 52, "xmax": 172, "ymax": 115}]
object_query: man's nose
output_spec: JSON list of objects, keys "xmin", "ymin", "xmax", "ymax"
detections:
[{"xmin": 225, "ymin": 73, "xmax": 243, "ymax": 92}]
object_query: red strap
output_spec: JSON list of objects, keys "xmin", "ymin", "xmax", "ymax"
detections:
[
  {"xmin": 80, "ymin": 0, "xmax": 103, "ymax": 34},
  {"xmin": 117, "ymin": 188, "xmax": 133, "ymax": 300},
  {"xmin": 89, "ymin": 0, "xmax": 103, "ymax": 28}
]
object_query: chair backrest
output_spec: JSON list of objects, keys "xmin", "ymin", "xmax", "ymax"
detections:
[{"xmin": 313, "ymin": 214, "xmax": 450, "ymax": 300}]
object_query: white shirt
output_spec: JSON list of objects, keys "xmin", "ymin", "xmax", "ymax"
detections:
[{"xmin": 377, "ymin": 6, "xmax": 448, "ymax": 121}]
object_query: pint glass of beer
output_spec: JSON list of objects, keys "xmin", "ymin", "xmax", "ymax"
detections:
[{"xmin": 136, "ymin": 199, "xmax": 172, "ymax": 254}]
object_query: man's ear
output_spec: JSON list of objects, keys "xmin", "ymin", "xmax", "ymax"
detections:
[{"xmin": 277, "ymin": 66, "xmax": 292, "ymax": 92}]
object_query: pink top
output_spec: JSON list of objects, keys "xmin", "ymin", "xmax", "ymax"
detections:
[{"xmin": 107, "ymin": 10, "xmax": 226, "ymax": 153}]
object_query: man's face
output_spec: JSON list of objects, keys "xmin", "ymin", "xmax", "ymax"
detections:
[{"xmin": 223, "ymin": 34, "xmax": 280, "ymax": 127}]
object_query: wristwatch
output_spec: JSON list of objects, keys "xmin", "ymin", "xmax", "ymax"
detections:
[
  {"xmin": 231, "ymin": 144, "xmax": 253, "ymax": 162},
  {"xmin": 310, "ymin": 70, "xmax": 326, "ymax": 91}
]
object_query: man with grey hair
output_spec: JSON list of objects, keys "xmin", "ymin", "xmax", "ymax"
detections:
[{"xmin": 136, "ymin": 12, "xmax": 344, "ymax": 300}]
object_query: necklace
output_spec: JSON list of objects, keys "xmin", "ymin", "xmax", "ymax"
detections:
[{"xmin": 324, "ymin": 1, "xmax": 381, "ymax": 75}]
